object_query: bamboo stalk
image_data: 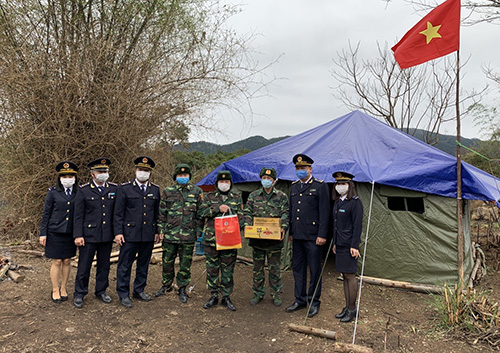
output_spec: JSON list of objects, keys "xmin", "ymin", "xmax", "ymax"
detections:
[
  {"xmin": 361, "ymin": 276, "xmax": 443, "ymax": 294},
  {"xmin": 7, "ymin": 269, "xmax": 24, "ymax": 283}
]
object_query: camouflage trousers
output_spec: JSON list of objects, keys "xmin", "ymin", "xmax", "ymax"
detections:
[
  {"xmin": 204, "ymin": 245, "xmax": 237, "ymax": 297},
  {"xmin": 161, "ymin": 242, "xmax": 195, "ymax": 289},
  {"xmin": 252, "ymin": 248, "xmax": 282, "ymax": 298}
]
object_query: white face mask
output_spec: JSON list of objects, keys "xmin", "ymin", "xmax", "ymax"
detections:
[
  {"xmin": 136, "ymin": 170, "xmax": 150, "ymax": 182},
  {"xmin": 218, "ymin": 182, "xmax": 231, "ymax": 192},
  {"xmin": 335, "ymin": 184, "xmax": 349, "ymax": 195},
  {"xmin": 95, "ymin": 173, "xmax": 109, "ymax": 184},
  {"xmin": 61, "ymin": 177, "xmax": 75, "ymax": 189}
]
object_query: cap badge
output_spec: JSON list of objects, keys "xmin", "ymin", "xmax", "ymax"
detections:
[
  {"xmin": 265, "ymin": 170, "xmax": 271, "ymax": 175},
  {"xmin": 336, "ymin": 173, "xmax": 342, "ymax": 178},
  {"xmin": 222, "ymin": 175, "xmax": 226, "ymax": 178},
  {"xmin": 181, "ymin": 168, "xmax": 185, "ymax": 172},
  {"xmin": 297, "ymin": 156, "xmax": 302, "ymax": 162},
  {"xmin": 63, "ymin": 162, "xmax": 69, "ymax": 169},
  {"xmin": 142, "ymin": 157, "xmax": 148, "ymax": 163},
  {"xmin": 101, "ymin": 159, "xmax": 106, "ymax": 164}
]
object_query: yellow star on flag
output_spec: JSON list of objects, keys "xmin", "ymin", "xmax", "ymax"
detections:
[{"xmin": 419, "ymin": 22, "xmax": 442, "ymax": 44}]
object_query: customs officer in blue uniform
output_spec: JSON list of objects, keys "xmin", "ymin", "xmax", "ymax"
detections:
[
  {"xmin": 285, "ymin": 154, "xmax": 330, "ymax": 318},
  {"xmin": 73, "ymin": 158, "xmax": 117, "ymax": 308},
  {"xmin": 332, "ymin": 171, "xmax": 363, "ymax": 323},
  {"xmin": 114, "ymin": 156, "xmax": 162, "ymax": 308},
  {"xmin": 40, "ymin": 161, "xmax": 79, "ymax": 303}
]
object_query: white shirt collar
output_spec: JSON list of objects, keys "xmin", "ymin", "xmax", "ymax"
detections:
[
  {"xmin": 135, "ymin": 178, "xmax": 147, "ymax": 187},
  {"xmin": 300, "ymin": 175, "xmax": 313, "ymax": 184}
]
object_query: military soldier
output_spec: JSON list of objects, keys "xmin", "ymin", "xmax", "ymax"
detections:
[
  {"xmin": 197, "ymin": 170, "xmax": 243, "ymax": 311},
  {"xmin": 113, "ymin": 156, "xmax": 161, "ymax": 308},
  {"xmin": 155, "ymin": 163, "xmax": 203, "ymax": 303},
  {"xmin": 285, "ymin": 154, "xmax": 330, "ymax": 318},
  {"xmin": 243, "ymin": 167, "xmax": 289, "ymax": 307},
  {"xmin": 73, "ymin": 158, "xmax": 117, "ymax": 308}
]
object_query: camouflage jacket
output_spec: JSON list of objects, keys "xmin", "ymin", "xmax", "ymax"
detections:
[
  {"xmin": 158, "ymin": 183, "xmax": 203, "ymax": 244},
  {"xmin": 243, "ymin": 187, "xmax": 289, "ymax": 250},
  {"xmin": 197, "ymin": 190, "xmax": 243, "ymax": 246}
]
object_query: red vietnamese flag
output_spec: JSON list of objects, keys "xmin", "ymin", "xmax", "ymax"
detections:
[{"xmin": 392, "ymin": 0, "xmax": 460, "ymax": 69}]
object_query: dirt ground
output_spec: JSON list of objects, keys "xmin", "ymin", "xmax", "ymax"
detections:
[{"xmin": 0, "ymin": 243, "xmax": 497, "ymax": 353}]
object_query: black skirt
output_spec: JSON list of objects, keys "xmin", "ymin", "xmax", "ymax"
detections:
[
  {"xmin": 335, "ymin": 246, "xmax": 358, "ymax": 274},
  {"xmin": 45, "ymin": 231, "xmax": 76, "ymax": 259}
]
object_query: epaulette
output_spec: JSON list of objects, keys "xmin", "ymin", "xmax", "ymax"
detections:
[
  {"xmin": 353, "ymin": 196, "xmax": 359, "ymax": 200},
  {"xmin": 292, "ymin": 180, "xmax": 300, "ymax": 184},
  {"xmin": 49, "ymin": 187, "xmax": 55, "ymax": 191},
  {"xmin": 108, "ymin": 182, "xmax": 118, "ymax": 186},
  {"xmin": 315, "ymin": 179, "xmax": 324, "ymax": 183},
  {"xmin": 150, "ymin": 182, "xmax": 159, "ymax": 188},
  {"xmin": 79, "ymin": 183, "xmax": 89, "ymax": 188},
  {"xmin": 121, "ymin": 181, "xmax": 131, "ymax": 186}
]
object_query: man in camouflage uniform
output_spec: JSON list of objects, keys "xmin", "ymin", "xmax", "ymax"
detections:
[
  {"xmin": 155, "ymin": 164, "xmax": 203, "ymax": 303},
  {"xmin": 197, "ymin": 170, "xmax": 243, "ymax": 311},
  {"xmin": 243, "ymin": 167, "xmax": 289, "ymax": 307}
]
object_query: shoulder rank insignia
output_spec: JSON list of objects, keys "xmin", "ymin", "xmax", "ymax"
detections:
[
  {"xmin": 80, "ymin": 183, "xmax": 89, "ymax": 188},
  {"xmin": 108, "ymin": 182, "xmax": 118, "ymax": 186},
  {"xmin": 292, "ymin": 180, "xmax": 300, "ymax": 184}
]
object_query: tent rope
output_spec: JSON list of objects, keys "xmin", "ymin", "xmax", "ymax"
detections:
[{"xmin": 352, "ymin": 180, "xmax": 375, "ymax": 345}]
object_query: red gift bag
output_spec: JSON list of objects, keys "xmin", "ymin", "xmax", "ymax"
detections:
[{"xmin": 214, "ymin": 212, "xmax": 242, "ymax": 250}]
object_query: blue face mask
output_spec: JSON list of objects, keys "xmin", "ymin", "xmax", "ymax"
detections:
[
  {"xmin": 176, "ymin": 177, "xmax": 189, "ymax": 185},
  {"xmin": 296, "ymin": 170, "xmax": 308, "ymax": 180},
  {"xmin": 261, "ymin": 179, "xmax": 273, "ymax": 189}
]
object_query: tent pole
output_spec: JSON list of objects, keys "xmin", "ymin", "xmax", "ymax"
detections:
[{"xmin": 456, "ymin": 49, "xmax": 464, "ymax": 287}]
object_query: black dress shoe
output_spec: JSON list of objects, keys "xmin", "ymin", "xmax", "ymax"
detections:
[
  {"xmin": 179, "ymin": 287, "xmax": 188, "ymax": 303},
  {"xmin": 335, "ymin": 307, "xmax": 348, "ymax": 318},
  {"xmin": 73, "ymin": 297, "xmax": 84, "ymax": 308},
  {"xmin": 340, "ymin": 308, "xmax": 357, "ymax": 322},
  {"xmin": 154, "ymin": 285, "xmax": 172, "ymax": 297},
  {"xmin": 285, "ymin": 302, "xmax": 306, "ymax": 312},
  {"xmin": 51, "ymin": 292, "xmax": 62, "ymax": 304},
  {"xmin": 203, "ymin": 296, "xmax": 219, "ymax": 309},
  {"xmin": 96, "ymin": 292, "xmax": 112, "ymax": 303},
  {"xmin": 60, "ymin": 295, "xmax": 69, "ymax": 302},
  {"xmin": 221, "ymin": 297, "xmax": 236, "ymax": 311},
  {"xmin": 307, "ymin": 305, "xmax": 320, "ymax": 318},
  {"xmin": 120, "ymin": 297, "xmax": 133, "ymax": 308},
  {"xmin": 132, "ymin": 291, "xmax": 152, "ymax": 301}
]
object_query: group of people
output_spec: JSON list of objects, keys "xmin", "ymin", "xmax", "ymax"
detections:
[{"xmin": 39, "ymin": 153, "xmax": 363, "ymax": 322}]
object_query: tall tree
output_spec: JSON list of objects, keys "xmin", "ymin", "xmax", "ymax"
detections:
[
  {"xmin": 331, "ymin": 42, "xmax": 469, "ymax": 145},
  {"xmin": 0, "ymin": 0, "xmax": 267, "ymax": 237}
]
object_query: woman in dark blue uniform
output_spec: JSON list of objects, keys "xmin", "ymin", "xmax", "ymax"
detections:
[
  {"xmin": 332, "ymin": 171, "xmax": 363, "ymax": 322},
  {"xmin": 39, "ymin": 161, "xmax": 79, "ymax": 303}
]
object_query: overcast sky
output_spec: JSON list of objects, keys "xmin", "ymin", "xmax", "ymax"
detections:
[{"xmin": 190, "ymin": 0, "xmax": 496, "ymax": 144}]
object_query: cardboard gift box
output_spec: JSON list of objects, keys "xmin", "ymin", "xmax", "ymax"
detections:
[{"xmin": 244, "ymin": 217, "xmax": 282, "ymax": 240}]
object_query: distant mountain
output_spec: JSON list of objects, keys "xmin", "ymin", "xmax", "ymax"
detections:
[
  {"xmin": 174, "ymin": 135, "xmax": 290, "ymax": 155},
  {"xmin": 176, "ymin": 130, "xmax": 481, "ymax": 156}
]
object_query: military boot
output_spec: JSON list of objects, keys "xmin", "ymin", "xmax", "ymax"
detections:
[
  {"xmin": 272, "ymin": 294, "xmax": 282, "ymax": 307},
  {"xmin": 154, "ymin": 285, "xmax": 172, "ymax": 297},
  {"xmin": 179, "ymin": 287, "xmax": 188, "ymax": 303},
  {"xmin": 203, "ymin": 295, "xmax": 218, "ymax": 309},
  {"xmin": 249, "ymin": 295, "xmax": 262, "ymax": 306},
  {"xmin": 221, "ymin": 296, "xmax": 236, "ymax": 311}
]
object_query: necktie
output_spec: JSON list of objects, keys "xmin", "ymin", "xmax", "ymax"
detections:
[
  {"xmin": 66, "ymin": 189, "xmax": 71, "ymax": 197},
  {"xmin": 98, "ymin": 186, "xmax": 103, "ymax": 195},
  {"xmin": 141, "ymin": 185, "xmax": 146, "ymax": 194}
]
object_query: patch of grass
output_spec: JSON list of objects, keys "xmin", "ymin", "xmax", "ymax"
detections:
[{"xmin": 431, "ymin": 283, "xmax": 500, "ymax": 348}]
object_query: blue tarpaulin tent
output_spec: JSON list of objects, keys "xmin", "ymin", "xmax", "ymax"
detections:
[{"xmin": 198, "ymin": 111, "xmax": 499, "ymax": 285}]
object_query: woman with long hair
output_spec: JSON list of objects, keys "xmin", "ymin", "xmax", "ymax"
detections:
[
  {"xmin": 331, "ymin": 171, "xmax": 363, "ymax": 322},
  {"xmin": 39, "ymin": 161, "xmax": 79, "ymax": 303}
]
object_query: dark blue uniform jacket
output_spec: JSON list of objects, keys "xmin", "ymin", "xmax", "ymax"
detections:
[
  {"xmin": 40, "ymin": 187, "xmax": 78, "ymax": 236},
  {"xmin": 73, "ymin": 181, "xmax": 118, "ymax": 243},
  {"xmin": 113, "ymin": 180, "xmax": 160, "ymax": 242},
  {"xmin": 332, "ymin": 196, "xmax": 363, "ymax": 249},
  {"xmin": 289, "ymin": 177, "xmax": 330, "ymax": 241}
]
